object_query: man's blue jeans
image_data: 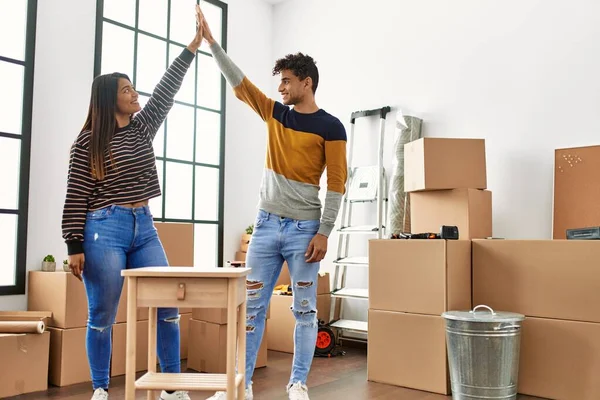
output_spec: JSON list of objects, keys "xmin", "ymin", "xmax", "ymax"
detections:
[
  {"xmin": 82, "ymin": 205, "xmax": 181, "ymax": 390},
  {"xmin": 244, "ymin": 210, "xmax": 321, "ymax": 388}
]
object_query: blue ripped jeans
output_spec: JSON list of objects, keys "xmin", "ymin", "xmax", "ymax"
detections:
[
  {"xmin": 82, "ymin": 205, "xmax": 181, "ymax": 390},
  {"xmin": 244, "ymin": 210, "xmax": 320, "ymax": 388}
]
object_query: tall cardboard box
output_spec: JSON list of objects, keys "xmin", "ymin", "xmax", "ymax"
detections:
[
  {"xmin": 409, "ymin": 188, "xmax": 492, "ymax": 239},
  {"xmin": 404, "ymin": 137, "xmax": 487, "ymax": 192},
  {"xmin": 0, "ymin": 332, "xmax": 50, "ymax": 398},
  {"xmin": 47, "ymin": 327, "xmax": 91, "ymax": 386},
  {"xmin": 367, "ymin": 310, "xmax": 449, "ymax": 395},
  {"xmin": 180, "ymin": 313, "xmax": 191, "ymax": 360},
  {"xmin": 553, "ymin": 145, "xmax": 600, "ymax": 239},
  {"xmin": 155, "ymin": 222, "xmax": 194, "ymax": 266},
  {"xmin": 518, "ymin": 317, "xmax": 600, "ymax": 400},
  {"xmin": 369, "ymin": 239, "xmax": 471, "ymax": 315},
  {"xmin": 473, "ymin": 239, "xmax": 600, "ymax": 323},
  {"xmin": 28, "ymin": 271, "xmax": 88, "ymax": 329},
  {"xmin": 111, "ymin": 320, "xmax": 149, "ymax": 377}
]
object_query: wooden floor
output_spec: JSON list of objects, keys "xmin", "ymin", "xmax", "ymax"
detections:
[{"xmin": 11, "ymin": 348, "xmax": 546, "ymax": 399}]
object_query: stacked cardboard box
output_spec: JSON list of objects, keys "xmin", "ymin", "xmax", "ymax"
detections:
[
  {"xmin": 473, "ymin": 239, "xmax": 600, "ymax": 400},
  {"xmin": 267, "ymin": 264, "xmax": 332, "ymax": 354},
  {"xmin": 0, "ymin": 311, "xmax": 51, "ymax": 398},
  {"xmin": 235, "ymin": 232, "xmax": 252, "ymax": 262},
  {"xmin": 553, "ymin": 145, "xmax": 600, "ymax": 238},
  {"xmin": 188, "ymin": 308, "xmax": 268, "ymax": 372},
  {"xmin": 405, "ymin": 137, "xmax": 492, "ymax": 239},
  {"xmin": 367, "ymin": 239, "xmax": 471, "ymax": 395}
]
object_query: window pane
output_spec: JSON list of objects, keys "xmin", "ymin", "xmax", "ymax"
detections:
[
  {"xmin": 0, "ymin": 61, "xmax": 24, "ymax": 134},
  {"xmin": 0, "ymin": 0, "xmax": 27, "ymax": 61},
  {"xmin": 166, "ymin": 104, "xmax": 194, "ymax": 162},
  {"xmin": 200, "ymin": 1, "xmax": 223, "ymax": 46},
  {"xmin": 136, "ymin": 33, "xmax": 167, "ymax": 94},
  {"xmin": 194, "ymin": 167, "xmax": 219, "ymax": 221},
  {"xmin": 169, "ymin": 0, "xmax": 196, "ymax": 47},
  {"xmin": 194, "ymin": 223, "xmax": 218, "ymax": 268},
  {"xmin": 169, "ymin": 44, "xmax": 195, "ymax": 104},
  {"xmin": 136, "ymin": 94, "xmax": 166, "ymax": 156},
  {"xmin": 0, "ymin": 137, "xmax": 21, "ymax": 210},
  {"xmin": 0, "ymin": 214, "xmax": 18, "ymax": 286},
  {"xmin": 103, "ymin": 0, "xmax": 136, "ymax": 27},
  {"xmin": 101, "ymin": 22, "xmax": 135, "ymax": 78},
  {"xmin": 139, "ymin": 0, "xmax": 168, "ymax": 37},
  {"xmin": 196, "ymin": 109, "xmax": 221, "ymax": 165},
  {"xmin": 197, "ymin": 54, "xmax": 222, "ymax": 110},
  {"xmin": 165, "ymin": 162, "xmax": 192, "ymax": 220},
  {"xmin": 149, "ymin": 160, "xmax": 164, "ymax": 219}
]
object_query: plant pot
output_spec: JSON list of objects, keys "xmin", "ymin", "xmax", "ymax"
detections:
[
  {"xmin": 41, "ymin": 261, "xmax": 56, "ymax": 272},
  {"xmin": 62, "ymin": 263, "xmax": 71, "ymax": 272},
  {"xmin": 241, "ymin": 233, "xmax": 252, "ymax": 244}
]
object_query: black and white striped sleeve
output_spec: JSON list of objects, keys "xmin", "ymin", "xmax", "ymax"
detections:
[
  {"xmin": 133, "ymin": 48, "xmax": 196, "ymax": 140},
  {"xmin": 61, "ymin": 142, "xmax": 95, "ymax": 255}
]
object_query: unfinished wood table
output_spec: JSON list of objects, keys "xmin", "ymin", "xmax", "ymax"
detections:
[{"xmin": 121, "ymin": 266, "xmax": 250, "ymax": 400}]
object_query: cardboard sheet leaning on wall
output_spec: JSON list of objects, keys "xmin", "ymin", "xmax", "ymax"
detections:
[{"xmin": 388, "ymin": 112, "xmax": 423, "ymax": 236}]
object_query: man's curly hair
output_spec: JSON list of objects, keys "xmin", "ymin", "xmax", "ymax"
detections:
[{"xmin": 272, "ymin": 53, "xmax": 319, "ymax": 94}]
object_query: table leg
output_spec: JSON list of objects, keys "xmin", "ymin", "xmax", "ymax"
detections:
[
  {"xmin": 147, "ymin": 307, "xmax": 157, "ymax": 400},
  {"xmin": 125, "ymin": 277, "xmax": 138, "ymax": 400},
  {"xmin": 226, "ymin": 279, "xmax": 237, "ymax": 400},
  {"xmin": 237, "ymin": 297, "xmax": 247, "ymax": 400}
]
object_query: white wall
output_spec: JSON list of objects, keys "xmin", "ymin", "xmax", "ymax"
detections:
[
  {"xmin": 273, "ymin": 0, "xmax": 600, "ymax": 321},
  {"xmin": 1, "ymin": 0, "xmax": 273, "ymax": 310}
]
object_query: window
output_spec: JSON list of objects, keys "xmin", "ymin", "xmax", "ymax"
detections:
[
  {"xmin": 0, "ymin": 0, "xmax": 37, "ymax": 295},
  {"xmin": 95, "ymin": 0, "xmax": 227, "ymax": 268}
]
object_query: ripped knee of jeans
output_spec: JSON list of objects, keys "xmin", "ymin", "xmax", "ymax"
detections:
[
  {"xmin": 292, "ymin": 307, "xmax": 317, "ymax": 328},
  {"xmin": 247, "ymin": 279, "xmax": 264, "ymax": 300},
  {"xmin": 88, "ymin": 324, "xmax": 111, "ymax": 333},
  {"xmin": 163, "ymin": 315, "xmax": 180, "ymax": 324},
  {"xmin": 295, "ymin": 281, "xmax": 313, "ymax": 289}
]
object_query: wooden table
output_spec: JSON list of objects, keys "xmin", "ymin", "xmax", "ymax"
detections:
[{"xmin": 121, "ymin": 267, "xmax": 250, "ymax": 400}]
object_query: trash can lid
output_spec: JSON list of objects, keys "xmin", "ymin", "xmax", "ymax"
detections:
[{"xmin": 442, "ymin": 305, "xmax": 525, "ymax": 323}]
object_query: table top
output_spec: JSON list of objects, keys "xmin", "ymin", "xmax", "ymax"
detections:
[{"xmin": 121, "ymin": 266, "xmax": 251, "ymax": 278}]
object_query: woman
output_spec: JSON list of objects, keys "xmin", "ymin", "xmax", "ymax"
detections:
[{"xmin": 61, "ymin": 8, "xmax": 205, "ymax": 400}]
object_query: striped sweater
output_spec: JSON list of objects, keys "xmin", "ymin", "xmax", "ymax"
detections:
[
  {"xmin": 61, "ymin": 48, "xmax": 195, "ymax": 255},
  {"xmin": 209, "ymin": 43, "xmax": 347, "ymax": 237}
]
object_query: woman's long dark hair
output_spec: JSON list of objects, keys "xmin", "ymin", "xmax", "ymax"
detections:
[{"xmin": 81, "ymin": 72, "xmax": 130, "ymax": 180}]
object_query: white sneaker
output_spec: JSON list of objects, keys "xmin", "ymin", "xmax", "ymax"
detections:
[
  {"xmin": 160, "ymin": 390, "xmax": 191, "ymax": 400},
  {"xmin": 287, "ymin": 382, "xmax": 310, "ymax": 400},
  {"xmin": 206, "ymin": 385, "xmax": 253, "ymax": 400},
  {"xmin": 91, "ymin": 388, "xmax": 108, "ymax": 400}
]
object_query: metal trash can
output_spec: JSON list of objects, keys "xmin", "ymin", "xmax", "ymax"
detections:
[{"xmin": 441, "ymin": 305, "xmax": 525, "ymax": 400}]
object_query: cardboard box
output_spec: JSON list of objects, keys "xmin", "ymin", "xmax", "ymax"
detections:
[
  {"xmin": 518, "ymin": 317, "xmax": 600, "ymax": 400},
  {"xmin": 410, "ymin": 188, "xmax": 492, "ymax": 239},
  {"xmin": 155, "ymin": 222, "xmax": 194, "ymax": 266},
  {"xmin": 234, "ymin": 251, "xmax": 246, "ymax": 262},
  {"xmin": 115, "ymin": 283, "xmax": 150, "ymax": 323},
  {"xmin": 111, "ymin": 320, "xmax": 149, "ymax": 377},
  {"xmin": 47, "ymin": 327, "xmax": 90, "ymax": 386},
  {"xmin": 267, "ymin": 294, "xmax": 331, "ymax": 354},
  {"xmin": 367, "ymin": 310, "xmax": 449, "ymax": 395},
  {"xmin": 180, "ymin": 313, "xmax": 191, "ymax": 360},
  {"xmin": 404, "ymin": 137, "xmax": 487, "ymax": 192},
  {"xmin": 28, "ymin": 271, "xmax": 88, "ymax": 329},
  {"xmin": 0, "ymin": 331, "xmax": 50, "ymax": 398},
  {"xmin": 188, "ymin": 319, "xmax": 268, "ymax": 373},
  {"xmin": 553, "ymin": 145, "xmax": 600, "ymax": 239},
  {"xmin": 369, "ymin": 240, "xmax": 471, "ymax": 315},
  {"xmin": 473, "ymin": 239, "xmax": 600, "ymax": 323}
]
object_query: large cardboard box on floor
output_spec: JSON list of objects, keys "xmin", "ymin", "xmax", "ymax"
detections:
[
  {"xmin": 267, "ymin": 294, "xmax": 332, "ymax": 354},
  {"xmin": 404, "ymin": 137, "xmax": 487, "ymax": 192},
  {"xmin": 0, "ymin": 331, "xmax": 50, "ymax": 398},
  {"xmin": 367, "ymin": 310, "xmax": 449, "ymax": 395},
  {"xmin": 410, "ymin": 188, "xmax": 492, "ymax": 239},
  {"xmin": 47, "ymin": 326, "xmax": 90, "ymax": 386},
  {"xmin": 553, "ymin": 145, "xmax": 600, "ymax": 239},
  {"xmin": 187, "ymin": 319, "xmax": 268, "ymax": 372},
  {"xmin": 111, "ymin": 320, "xmax": 149, "ymax": 377},
  {"xmin": 518, "ymin": 317, "xmax": 600, "ymax": 399},
  {"xmin": 473, "ymin": 239, "xmax": 600, "ymax": 323},
  {"xmin": 28, "ymin": 271, "xmax": 88, "ymax": 329},
  {"xmin": 180, "ymin": 313, "xmax": 191, "ymax": 359},
  {"xmin": 155, "ymin": 221, "xmax": 194, "ymax": 266},
  {"xmin": 369, "ymin": 239, "xmax": 471, "ymax": 315}
]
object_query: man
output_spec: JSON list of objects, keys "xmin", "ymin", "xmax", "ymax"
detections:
[{"xmin": 199, "ymin": 6, "xmax": 347, "ymax": 400}]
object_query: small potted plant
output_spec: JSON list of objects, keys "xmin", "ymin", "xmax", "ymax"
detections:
[
  {"xmin": 62, "ymin": 259, "xmax": 70, "ymax": 272},
  {"xmin": 41, "ymin": 255, "xmax": 56, "ymax": 272},
  {"xmin": 241, "ymin": 224, "xmax": 254, "ymax": 252}
]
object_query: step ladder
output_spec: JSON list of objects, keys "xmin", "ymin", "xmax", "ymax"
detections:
[{"xmin": 329, "ymin": 106, "xmax": 391, "ymax": 342}]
